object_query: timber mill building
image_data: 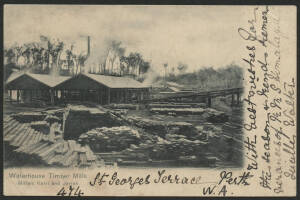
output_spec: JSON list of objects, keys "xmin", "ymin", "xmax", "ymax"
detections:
[{"xmin": 5, "ymin": 72, "xmax": 150, "ymax": 105}]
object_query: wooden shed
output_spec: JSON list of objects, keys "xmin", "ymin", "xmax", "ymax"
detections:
[
  {"xmin": 55, "ymin": 73, "xmax": 150, "ymax": 104},
  {"xmin": 5, "ymin": 72, "xmax": 70, "ymax": 105}
]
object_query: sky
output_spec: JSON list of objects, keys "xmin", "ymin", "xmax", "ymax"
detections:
[{"xmin": 4, "ymin": 5, "xmax": 253, "ymax": 74}]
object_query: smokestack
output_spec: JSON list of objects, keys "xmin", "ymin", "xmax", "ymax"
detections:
[{"xmin": 87, "ymin": 36, "xmax": 90, "ymax": 57}]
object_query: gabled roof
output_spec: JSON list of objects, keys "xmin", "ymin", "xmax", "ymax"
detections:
[
  {"xmin": 6, "ymin": 71, "xmax": 71, "ymax": 88},
  {"xmin": 6, "ymin": 71, "xmax": 25, "ymax": 84},
  {"xmin": 84, "ymin": 73, "xmax": 148, "ymax": 89}
]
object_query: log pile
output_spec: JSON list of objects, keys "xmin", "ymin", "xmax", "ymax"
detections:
[
  {"xmin": 30, "ymin": 121, "xmax": 50, "ymax": 135},
  {"xmin": 148, "ymin": 103, "xmax": 206, "ymax": 109},
  {"xmin": 106, "ymin": 104, "xmax": 139, "ymax": 110},
  {"xmin": 192, "ymin": 124, "xmax": 223, "ymax": 140},
  {"xmin": 4, "ymin": 115, "xmax": 97, "ymax": 168},
  {"xmin": 125, "ymin": 116, "xmax": 198, "ymax": 138},
  {"xmin": 150, "ymin": 107, "xmax": 205, "ymax": 115},
  {"xmin": 120, "ymin": 134, "xmax": 210, "ymax": 163},
  {"xmin": 4, "ymin": 103, "xmax": 238, "ymax": 168},
  {"xmin": 202, "ymin": 108, "xmax": 229, "ymax": 123},
  {"xmin": 42, "ymin": 108, "xmax": 64, "ymax": 119},
  {"xmin": 11, "ymin": 112, "xmax": 47, "ymax": 123},
  {"xmin": 4, "ymin": 116, "xmax": 45, "ymax": 147},
  {"xmin": 128, "ymin": 117, "xmax": 167, "ymax": 137},
  {"xmin": 150, "ymin": 107, "xmax": 229, "ymax": 123},
  {"xmin": 44, "ymin": 114, "xmax": 62, "ymax": 125},
  {"xmin": 78, "ymin": 126, "xmax": 141, "ymax": 152},
  {"xmin": 14, "ymin": 139, "xmax": 97, "ymax": 167}
]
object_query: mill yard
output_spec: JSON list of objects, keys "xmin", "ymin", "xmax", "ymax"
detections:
[
  {"xmin": 3, "ymin": 75, "xmax": 244, "ymax": 169},
  {"xmin": 3, "ymin": 33, "xmax": 245, "ymax": 169}
]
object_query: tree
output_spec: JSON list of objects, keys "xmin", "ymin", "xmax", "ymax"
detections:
[
  {"xmin": 168, "ymin": 67, "xmax": 176, "ymax": 80},
  {"xmin": 4, "ymin": 48, "xmax": 16, "ymax": 65},
  {"xmin": 177, "ymin": 62, "xmax": 188, "ymax": 74},
  {"xmin": 120, "ymin": 56, "xmax": 129, "ymax": 75},
  {"xmin": 4, "ymin": 36, "xmax": 152, "ymax": 78},
  {"xmin": 65, "ymin": 49, "xmax": 74, "ymax": 73},
  {"xmin": 140, "ymin": 61, "xmax": 150, "ymax": 74},
  {"xmin": 126, "ymin": 52, "xmax": 143, "ymax": 76},
  {"xmin": 49, "ymin": 39, "xmax": 64, "ymax": 74},
  {"xmin": 105, "ymin": 40, "xmax": 125, "ymax": 75}
]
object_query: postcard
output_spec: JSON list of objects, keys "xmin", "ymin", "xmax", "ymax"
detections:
[{"xmin": 3, "ymin": 5, "xmax": 297, "ymax": 196}]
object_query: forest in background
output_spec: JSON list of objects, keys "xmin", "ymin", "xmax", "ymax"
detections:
[
  {"xmin": 157, "ymin": 63, "xmax": 243, "ymax": 90},
  {"xmin": 4, "ymin": 35, "xmax": 243, "ymax": 90},
  {"xmin": 3, "ymin": 36, "xmax": 150, "ymax": 81}
]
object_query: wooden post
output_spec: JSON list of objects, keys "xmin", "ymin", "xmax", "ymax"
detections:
[
  {"xmin": 17, "ymin": 90, "xmax": 20, "ymax": 103},
  {"xmin": 61, "ymin": 90, "xmax": 64, "ymax": 100},
  {"xmin": 124, "ymin": 89, "xmax": 128, "ymax": 103},
  {"xmin": 137, "ymin": 90, "xmax": 141, "ymax": 102},
  {"xmin": 207, "ymin": 97, "xmax": 212, "ymax": 107},
  {"xmin": 29, "ymin": 90, "xmax": 32, "ymax": 102},
  {"xmin": 148, "ymin": 88, "xmax": 150, "ymax": 99},
  {"xmin": 237, "ymin": 92, "xmax": 240, "ymax": 105},
  {"xmin": 231, "ymin": 94, "xmax": 234, "ymax": 106},
  {"xmin": 119, "ymin": 90, "xmax": 122, "ymax": 103},
  {"xmin": 100, "ymin": 89, "xmax": 103, "ymax": 104},
  {"xmin": 116, "ymin": 89, "xmax": 120, "ymax": 103},
  {"xmin": 9, "ymin": 90, "xmax": 12, "ymax": 100},
  {"xmin": 50, "ymin": 89, "xmax": 54, "ymax": 105},
  {"xmin": 128, "ymin": 89, "xmax": 131, "ymax": 103},
  {"xmin": 107, "ymin": 87, "xmax": 111, "ymax": 104}
]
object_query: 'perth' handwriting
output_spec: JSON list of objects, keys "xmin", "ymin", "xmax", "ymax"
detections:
[{"xmin": 89, "ymin": 170, "xmax": 254, "ymax": 190}]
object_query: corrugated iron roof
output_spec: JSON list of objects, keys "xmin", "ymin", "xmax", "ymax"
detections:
[
  {"xmin": 84, "ymin": 73, "xmax": 148, "ymax": 89},
  {"xmin": 6, "ymin": 72, "xmax": 71, "ymax": 88},
  {"xmin": 6, "ymin": 72, "xmax": 148, "ymax": 89},
  {"xmin": 5, "ymin": 71, "xmax": 25, "ymax": 84}
]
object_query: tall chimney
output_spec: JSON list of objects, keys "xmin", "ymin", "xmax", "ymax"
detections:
[{"xmin": 87, "ymin": 36, "xmax": 90, "ymax": 57}]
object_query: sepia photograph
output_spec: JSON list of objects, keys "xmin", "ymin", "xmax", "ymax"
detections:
[
  {"xmin": 4, "ymin": 5, "xmax": 245, "ymax": 169},
  {"xmin": 2, "ymin": 4, "xmax": 297, "ymax": 196}
]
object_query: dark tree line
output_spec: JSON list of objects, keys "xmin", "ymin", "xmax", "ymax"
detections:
[
  {"xmin": 4, "ymin": 37, "xmax": 151, "ymax": 81},
  {"xmin": 88, "ymin": 40, "xmax": 150, "ymax": 78},
  {"xmin": 165, "ymin": 63, "xmax": 243, "ymax": 90},
  {"xmin": 4, "ymin": 35, "xmax": 85, "ymax": 79}
]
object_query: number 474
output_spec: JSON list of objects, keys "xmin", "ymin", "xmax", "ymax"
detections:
[{"xmin": 57, "ymin": 186, "xmax": 84, "ymax": 196}]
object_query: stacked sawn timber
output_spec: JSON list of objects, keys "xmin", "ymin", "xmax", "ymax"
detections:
[
  {"xmin": 15, "ymin": 139, "xmax": 97, "ymax": 167},
  {"xmin": 4, "ymin": 115, "xmax": 97, "ymax": 167},
  {"xmin": 121, "ymin": 134, "xmax": 209, "ymax": 161},
  {"xmin": 4, "ymin": 116, "xmax": 45, "ymax": 148},
  {"xmin": 150, "ymin": 107, "xmax": 229, "ymax": 123},
  {"xmin": 78, "ymin": 126, "xmax": 141, "ymax": 152}
]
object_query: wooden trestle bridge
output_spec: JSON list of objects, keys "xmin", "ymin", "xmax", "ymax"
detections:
[{"xmin": 144, "ymin": 87, "xmax": 244, "ymax": 107}]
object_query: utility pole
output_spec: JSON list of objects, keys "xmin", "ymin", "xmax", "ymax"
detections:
[{"xmin": 164, "ymin": 63, "xmax": 168, "ymax": 88}]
